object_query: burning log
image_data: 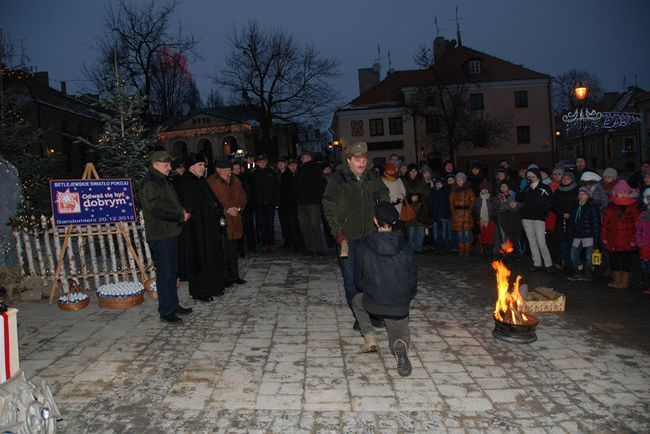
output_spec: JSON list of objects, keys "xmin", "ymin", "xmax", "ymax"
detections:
[{"xmin": 491, "ymin": 255, "xmax": 539, "ymax": 344}]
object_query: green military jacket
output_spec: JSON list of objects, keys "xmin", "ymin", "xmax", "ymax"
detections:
[
  {"xmin": 322, "ymin": 163, "xmax": 389, "ymax": 241},
  {"xmin": 139, "ymin": 168, "xmax": 184, "ymax": 241}
]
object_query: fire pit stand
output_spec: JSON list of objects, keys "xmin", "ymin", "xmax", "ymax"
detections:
[{"xmin": 492, "ymin": 314, "xmax": 539, "ymax": 344}]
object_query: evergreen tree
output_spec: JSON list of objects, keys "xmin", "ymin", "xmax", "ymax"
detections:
[
  {"xmin": 0, "ymin": 92, "xmax": 63, "ymax": 226},
  {"xmin": 79, "ymin": 81, "xmax": 151, "ymax": 183}
]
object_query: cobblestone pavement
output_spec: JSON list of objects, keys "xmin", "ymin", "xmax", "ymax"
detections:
[{"xmin": 15, "ymin": 252, "xmax": 650, "ymax": 433}]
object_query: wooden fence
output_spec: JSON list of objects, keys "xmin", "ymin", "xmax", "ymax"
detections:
[{"xmin": 12, "ymin": 212, "xmax": 153, "ymax": 293}]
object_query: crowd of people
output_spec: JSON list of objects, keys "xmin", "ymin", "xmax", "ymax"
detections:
[
  {"xmin": 138, "ymin": 144, "xmax": 650, "ymax": 376},
  {"xmin": 377, "ymin": 152, "xmax": 650, "ymax": 295}
]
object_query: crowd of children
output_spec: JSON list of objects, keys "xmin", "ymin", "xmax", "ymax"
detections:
[{"xmin": 380, "ymin": 155, "xmax": 650, "ymax": 295}]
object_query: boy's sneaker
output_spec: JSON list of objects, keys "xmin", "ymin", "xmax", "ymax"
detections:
[
  {"xmin": 567, "ymin": 270, "xmax": 583, "ymax": 282},
  {"xmin": 393, "ymin": 339, "xmax": 412, "ymax": 377}
]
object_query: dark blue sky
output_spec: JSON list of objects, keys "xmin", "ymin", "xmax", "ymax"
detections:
[{"xmin": 3, "ymin": 0, "xmax": 650, "ymax": 106}]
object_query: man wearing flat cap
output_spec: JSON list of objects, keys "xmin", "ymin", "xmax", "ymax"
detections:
[
  {"xmin": 139, "ymin": 151, "xmax": 192, "ymax": 323},
  {"xmin": 207, "ymin": 158, "xmax": 248, "ymax": 286},
  {"xmin": 322, "ymin": 142, "xmax": 389, "ymax": 327}
]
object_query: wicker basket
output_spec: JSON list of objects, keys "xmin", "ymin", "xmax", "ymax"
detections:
[
  {"xmin": 57, "ymin": 279, "xmax": 90, "ymax": 311},
  {"xmin": 97, "ymin": 292, "xmax": 144, "ymax": 309},
  {"xmin": 58, "ymin": 297, "xmax": 90, "ymax": 311}
]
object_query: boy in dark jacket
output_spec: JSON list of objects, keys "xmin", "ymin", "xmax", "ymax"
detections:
[
  {"xmin": 568, "ymin": 188, "xmax": 600, "ymax": 282},
  {"xmin": 427, "ymin": 177, "xmax": 451, "ymax": 254},
  {"xmin": 352, "ymin": 202, "xmax": 417, "ymax": 377}
]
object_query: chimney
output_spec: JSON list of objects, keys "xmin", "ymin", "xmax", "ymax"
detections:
[
  {"xmin": 358, "ymin": 66, "xmax": 380, "ymax": 96},
  {"xmin": 33, "ymin": 71, "xmax": 49, "ymax": 86},
  {"xmin": 60, "ymin": 81, "xmax": 67, "ymax": 95},
  {"xmin": 433, "ymin": 37, "xmax": 447, "ymax": 63}
]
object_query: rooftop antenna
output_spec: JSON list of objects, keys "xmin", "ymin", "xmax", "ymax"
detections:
[
  {"xmin": 451, "ymin": 6, "xmax": 463, "ymax": 47},
  {"xmin": 634, "ymin": 74, "xmax": 638, "ymax": 88},
  {"xmin": 622, "ymin": 75, "xmax": 627, "ymax": 91},
  {"xmin": 373, "ymin": 43, "xmax": 383, "ymax": 74},
  {"xmin": 434, "ymin": 17, "xmax": 440, "ymax": 37},
  {"xmin": 16, "ymin": 38, "xmax": 28, "ymax": 68},
  {"xmin": 387, "ymin": 50, "xmax": 394, "ymax": 76}
]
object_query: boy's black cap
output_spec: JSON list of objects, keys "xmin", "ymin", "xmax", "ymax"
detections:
[{"xmin": 374, "ymin": 201, "xmax": 399, "ymax": 226}]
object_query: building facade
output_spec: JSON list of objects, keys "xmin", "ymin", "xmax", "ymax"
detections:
[
  {"xmin": 332, "ymin": 38, "xmax": 555, "ymax": 171},
  {"xmin": 157, "ymin": 109, "xmax": 298, "ymax": 163}
]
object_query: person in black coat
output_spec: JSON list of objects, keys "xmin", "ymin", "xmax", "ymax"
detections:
[
  {"xmin": 351, "ymin": 202, "xmax": 417, "ymax": 377},
  {"xmin": 467, "ymin": 161, "xmax": 487, "ymax": 196},
  {"xmin": 567, "ymin": 191, "xmax": 600, "ymax": 281},
  {"xmin": 233, "ymin": 161, "xmax": 257, "ymax": 255},
  {"xmin": 551, "ymin": 172, "xmax": 578, "ymax": 270},
  {"xmin": 280, "ymin": 159, "xmax": 304, "ymax": 252},
  {"xmin": 517, "ymin": 167, "xmax": 555, "ymax": 272},
  {"xmin": 294, "ymin": 152, "xmax": 327, "ymax": 255},
  {"xmin": 173, "ymin": 154, "xmax": 225, "ymax": 301},
  {"xmin": 251, "ymin": 154, "xmax": 279, "ymax": 251},
  {"xmin": 427, "ymin": 177, "xmax": 451, "ymax": 253}
]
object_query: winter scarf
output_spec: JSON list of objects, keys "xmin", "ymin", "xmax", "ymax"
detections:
[
  {"xmin": 480, "ymin": 191, "xmax": 491, "ymax": 227},
  {"xmin": 557, "ymin": 181, "xmax": 577, "ymax": 192}
]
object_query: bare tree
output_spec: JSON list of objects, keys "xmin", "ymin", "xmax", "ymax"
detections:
[
  {"xmin": 205, "ymin": 88, "xmax": 224, "ymax": 109},
  {"xmin": 84, "ymin": 0, "xmax": 198, "ymax": 117},
  {"xmin": 409, "ymin": 44, "xmax": 511, "ymax": 163},
  {"xmin": 149, "ymin": 47, "xmax": 200, "ymax": 120},
  {"xmin": 215, "ymin": 20, "xmax": 340, "ymax": 156},
  {"xmin": 553, "ymin": 69, "xmax": 603, "ymax": 114}
]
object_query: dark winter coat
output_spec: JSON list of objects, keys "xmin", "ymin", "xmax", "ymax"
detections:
[
  {"xmin": 354, "ymin": 231, "xmax": 417, "ymax": 317},
  {"xmin": 467, "ymin": 170, "xmax": 487, "ymax": 196},
  {"xmin": 139, "ymin": 168, "xmax": 185, "ymax": 241},
  {"xmin": 569, "ymin": 198, "xmax": 600, "ymax": 239},
  {"xmin": 449, "ymin": 185, "xmax": 475, "ymax": 231},
  {"xmin": 173, "ymin": 172, "xmax": 224, "ymax": 294},
  {"xmin": 322, "ymin": 162, "xmax": 390, "ymax": 240},
  {"xmin": 427, "ymin": 185, "xmax": 451, "ymax": 221},
  {"xmin": 294, "ymin": 160, "xmax": 326, "ymax": 205},
  {"xmin": 252, "ymin": 167, "xmax": 279, "ymax": 206},
  {"xmin": 280, "ymin": 170, "xmax": 298, "ymax": 209},
  {"xmin": 402, "ymin": 174, "xmax": 431, "ymax": 227},
  {"xmin": 601, "ymin": 203, "xmax": 640, "ymax": 252},
  {"xmin": 495, "ymin": 191, "xmax": 522, "ymax": 243},
  {"xmin": 517, "ymin": 182, "xmax": 553, "ymax": 221}
]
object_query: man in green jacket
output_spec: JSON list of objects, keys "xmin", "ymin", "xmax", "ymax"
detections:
[
  {"xmin": 322, "ymin": 142, "xmax": 389, "ymax": 323},
  {"xmin": 140, "ymin": 151, "xmax": 192, "ymax": 323}
]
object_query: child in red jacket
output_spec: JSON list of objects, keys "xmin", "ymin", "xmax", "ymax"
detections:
[
  {"xmin": 635, "ymin": 188, "xmax": 650, "ymax": 295},
  {"xmin": 602, "ymin": 181, "xmax": 640, "ymax": 289}
]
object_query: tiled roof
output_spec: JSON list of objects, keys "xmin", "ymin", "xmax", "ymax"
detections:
[
  {"xmin": 5, "ymin": 73, "xmax": 102, "ymax": 121},
  {"xmin": 347, "ymin": 45, "xmax": 549, "ymax": 108}
]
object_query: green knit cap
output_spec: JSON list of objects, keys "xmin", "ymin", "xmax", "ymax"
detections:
[{"xmin": 344, "ymin": 141, "xmax": 368, "ymax": 156}]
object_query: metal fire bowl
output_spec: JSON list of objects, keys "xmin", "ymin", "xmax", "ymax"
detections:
[{"xmin": 492, "ymin": 314, "xmax": 539, "ymax": 344}]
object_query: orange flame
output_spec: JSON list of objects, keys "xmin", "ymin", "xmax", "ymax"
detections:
[
  {"xmin": 492, "ymin": 260, "xmax": 528, "ymax": 324},
  {"xmin": 499, "ymin": 240, "xmax": 514, "ymax": 255}
]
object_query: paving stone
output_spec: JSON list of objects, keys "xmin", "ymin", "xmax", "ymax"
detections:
[{"xmin": 11, "ymin": 253, "xmax": 650, "ymax": 431}]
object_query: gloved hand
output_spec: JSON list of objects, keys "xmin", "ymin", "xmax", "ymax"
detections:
[{"xmin": 335, "ymin": 229, "xmax": 347, "ymax": 245}]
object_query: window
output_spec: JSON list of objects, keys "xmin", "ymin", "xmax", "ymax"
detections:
[
  {"xmin": 470, "ymin": 94, "xmax": 484, "ymax": 110},
  {"xmin": 369, "ymin": 118, "xmax": 384, "ymax": 136},
  {"xmin": 516, "ymin": 126, "xmax": 531, "ymax": 144},
  {"xmin": 350, "ymin": 120, "xmax": 364, "ymax": 136},
  {"xmin": 469, "ymin": 60, "xmax": 481, "ymax": 74},
  {"xmin": 388, "ymin": 117, "xmax": 403, "ymax": 135},
  {"xmin": 514, "ymin": 91, "xmax": 528, "ymax": 108},
  {"xmin": 425, "ymin": 114, "xmax": 440, "ymax": 133}
]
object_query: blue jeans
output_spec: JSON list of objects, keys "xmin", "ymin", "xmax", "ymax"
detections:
[
  {"xmin": 338, "ymin": 238, "xmax": 361, "ymax": 310},
  {"xmin": 432, "ymin": 219, "xmax": 451, "ymax": 252},
  {"xmin": 148, "ymin": 237, "xmax": 181, "ymax": 317},
  {"xmin": 455, "ymin": 230, "xmax": 473, "ymax": 244},
  {"xmin": 570, "ymin": 242, "xmax": 593, "ymax": 270},
  {"xmin": 406, "ymin": 227, "xmax": 425, "ymax": 252}
]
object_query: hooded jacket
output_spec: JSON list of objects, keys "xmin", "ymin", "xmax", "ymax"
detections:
[
  {"xmin": 569, "ymin": 198, "xmax": 600, "ymax": 239},
  {"xmin": 354, "ymin": 231, "xmax": 417, "ymax": 317},
  {"xmin": 517, "ymin": 182, "xmax": 553, "ymax": 221},
  {"xmin": 602, "ymin": 202, "xmax": 640, "ymax": 252},
  {"xmin": 322, "ymin": 162, "xmax": 390, "ymax": 240}
]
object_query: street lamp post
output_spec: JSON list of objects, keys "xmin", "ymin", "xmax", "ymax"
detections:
[
  {"xmin": 575, "ymin": 83, "xmax": 587, "ymax": 155},
  {"xmin": 562, "ymin": 82, "xmax": 602, "ymax": 159}
]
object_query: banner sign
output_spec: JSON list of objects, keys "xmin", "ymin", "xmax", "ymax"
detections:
[{"xmin": 50, "ymin": 179, "xmax": 136, "ymax": 227}]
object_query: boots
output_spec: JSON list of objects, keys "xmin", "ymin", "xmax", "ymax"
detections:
[
  {"xmin": 618, "ymin": 272, "xmax": 630, "ymax": 289},
  {"xmin": 458, "ymin": 243, "xmax": 465, "ymax": 256},
  {"xmin": 608, "ymin": 271, "xmax": 622, "ymax": 288},
  {"xmin": 393, "ymin": 339, "xmax": 412, "ymax": 377},
  {"xmin": 361, "ymin": 335, "xmax": 378, "ymax": 353},
  {"xmin": 582, "ymin": 266, "xmax": 593, "ymax": 282},
  {"xmin": 463, "ymin": 243, "xmax": 471, "ymax": 257}
]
